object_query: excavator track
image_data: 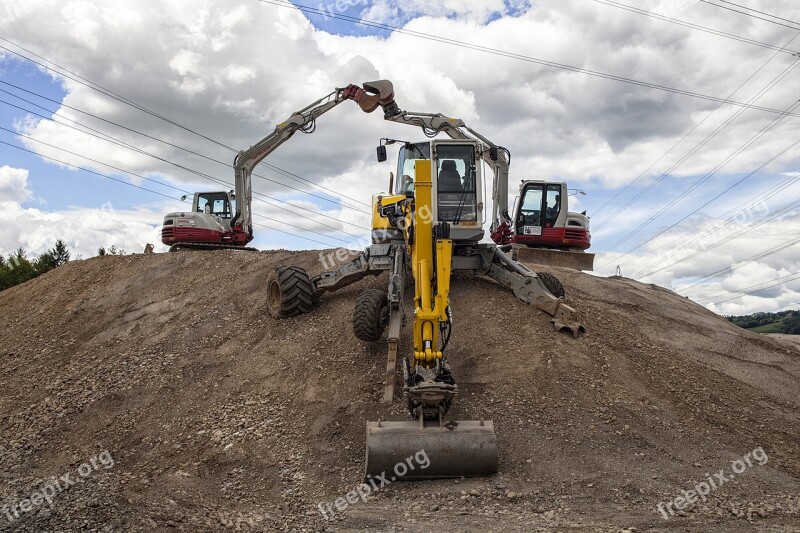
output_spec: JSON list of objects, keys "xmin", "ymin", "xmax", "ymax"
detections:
[{"xmin": 168, "ymin": 243, "xmax": 259, "ymax": 253}]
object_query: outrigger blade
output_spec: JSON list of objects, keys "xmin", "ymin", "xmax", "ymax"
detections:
[{"xmin": 364, "ymin": 420, "xmax": 497, "ymax": 480}]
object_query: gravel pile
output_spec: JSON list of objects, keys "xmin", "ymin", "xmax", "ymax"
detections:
[{"xmin": 0, "ymin": 250, "xmax": 797, "ymax": 531}]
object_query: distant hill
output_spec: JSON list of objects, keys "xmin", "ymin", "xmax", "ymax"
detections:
[{"xmin": 727, "ymin": 310, "xmax": 800, "ymax": 334}]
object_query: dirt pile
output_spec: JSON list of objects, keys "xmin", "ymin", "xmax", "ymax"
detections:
[{"xmin": 0, "ymin": 250, "xmax": 798, "ymax": 532}]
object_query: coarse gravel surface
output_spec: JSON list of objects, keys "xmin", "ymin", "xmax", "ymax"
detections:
[{"xmin": 0, "ymin": 250, "xmax": 798, "ymax": 532}]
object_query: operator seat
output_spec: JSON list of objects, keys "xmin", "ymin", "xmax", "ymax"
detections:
[{"xmin": 438, "ymin": 160, "xmax": 462, "ymax": 191}]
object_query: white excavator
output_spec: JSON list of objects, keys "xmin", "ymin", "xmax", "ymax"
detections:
[
  {"xmin": 229, "ymin": 80, "xmax": 586, "ymax": 480},
  {"xmin": 160, "ymin": 84, "xmax": 371, "ymax": 251}
]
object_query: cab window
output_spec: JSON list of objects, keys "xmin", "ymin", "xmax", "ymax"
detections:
[
  {"xmin": 519, "ymin": 186, "xmax": 543, "ymax": 228},
  {"xmin": 197, "ymin": 193, "xmax": 231, "ymax": 218},
  {"xmin": 544, "ymin": 185, "xmax": 562, "ymax": 227},
  {"xmin": 395, "ymin": 142, "xmax": 430, "ymax": 194},
  {"xmin": 436, "ymin": 144, "xmax": 477, "ymax": 224}
]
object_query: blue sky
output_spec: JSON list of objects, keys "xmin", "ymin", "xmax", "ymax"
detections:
[{"xmin": 0, "ymin": 60, "xmax": 169, "ymax": 213}]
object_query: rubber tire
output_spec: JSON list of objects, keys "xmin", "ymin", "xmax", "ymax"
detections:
[
  {"xmin": 353, "ymin": 288, "xmax": 389, "ymax": 342},
  {"xmin": 537, "ymin": 272, "xmax": 566, "ymax": 299},
  {"xmin": 267, "ymin": 266, "xmax": 315, "ymax": 319}
]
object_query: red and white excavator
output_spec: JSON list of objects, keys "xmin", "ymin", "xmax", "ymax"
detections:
[
  {"xmin": 160, "ymin": 83, "xmax": 376, "ymax": 251},
  {"xmin": 492, "ymin": 180, "xmax": 594, "ymax": 271}
]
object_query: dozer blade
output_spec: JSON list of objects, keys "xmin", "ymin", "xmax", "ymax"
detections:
[
  {"xmin": 364, "ymin": 420, "xmax": 497, "ymax": 480},
  {"xmin": 514, "ymin": 246, "xmax": 595, "ymax": 271}
]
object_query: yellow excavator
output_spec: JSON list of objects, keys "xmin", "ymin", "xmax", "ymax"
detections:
[{"xmin": 265, "ymin": 80, "xmax": 586, "ymax": 479}]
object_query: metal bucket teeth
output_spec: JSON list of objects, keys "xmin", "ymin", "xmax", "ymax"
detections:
[{"xmin": 364, "ymin": 420, "xmax": 497, "ymax": 480}]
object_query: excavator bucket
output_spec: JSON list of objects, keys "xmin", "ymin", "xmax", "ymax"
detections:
[
  {"xmin": 513, "ymin": 246, "xmax": 595, "ymax": 271},
  {"xmin": 364, "ymin": 420, "xmax": 497, "ymax": 480}
]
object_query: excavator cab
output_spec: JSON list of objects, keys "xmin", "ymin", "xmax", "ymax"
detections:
[
  {"xmin": 391, "ymin": 140, "xmax": 484, "ymax": 243},
  {"xmin": 195, "ymin": 191, "xmax": 234, "ymax": 219},
  {"xmin": 510, "ymin": 181, "xmax": 594, "ymax": 271},
  {"xmin": 515, "ymin": 182, "xmax": 564, "ymax": 241}
]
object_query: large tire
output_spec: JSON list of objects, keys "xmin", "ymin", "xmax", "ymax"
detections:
[
  {"xmin": 537, "ymin": 272, "xmax": 566, "ymax": 299},
  {"xmin": 353, "ymin": 288, "xmax": 389, "ymax": 342},
  {"xmin": 267, "ymin": 266, "xmax": 315, "ymax": 319}
]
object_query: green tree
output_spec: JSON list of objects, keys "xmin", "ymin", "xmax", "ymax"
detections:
[
  {"xmin": 98, "ymin": 245, "xmax": 126, "ymax": 256},
  {"xmin": 0, "ymin": 240, "xmax": 74, "ymax": 292},
  {"xmin": 37, "ymin": 239, "xmax": 71, "ymax": 273},
  {"xmin": 7, "ymin": 248, "xmax": 36, "ymax": 287}
]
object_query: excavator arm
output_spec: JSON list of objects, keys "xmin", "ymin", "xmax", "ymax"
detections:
[
  {"xmin": 231, "ymin": 80, "xmax": 511, "ymax": 239},
  {"xmin": 230, "ymin": 81, "xmax": 398, "ymax": 237}
]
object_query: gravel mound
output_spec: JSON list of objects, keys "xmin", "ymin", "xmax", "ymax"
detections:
[{"xmin": 0, "ymin": 250, "xmax": 798, "ymax": 532}]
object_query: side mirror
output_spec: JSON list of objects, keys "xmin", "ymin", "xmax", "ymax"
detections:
[
  {"xmin": 489, "ymin": 147, "xmax": 499, "ymax": 161},
  {"xmin": 377, "ymin": 145, "xmax": 387, "ymax": 163},
  {"xmin": 180, "ymin": 195, "xmax": 188, "ymax": 202}
]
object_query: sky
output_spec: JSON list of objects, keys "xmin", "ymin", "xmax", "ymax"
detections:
[{"xmin": 0, "ymin": 0, "xmax": 799, "ymax": 315}]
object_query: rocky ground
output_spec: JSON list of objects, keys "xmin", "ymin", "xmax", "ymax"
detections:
[{"xmin": 0, "ymin": 250, "xmax": 798, "ymax": 532}]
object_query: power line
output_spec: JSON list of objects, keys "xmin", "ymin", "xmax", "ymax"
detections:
[
  {"xmin": 638, "ymin": 196, "xmax": 800, "ymax": 280},
  {"xmin": 714, "ymin": 0, "xmax": 800, "ymax": 27},
  {"xmin": 631, "ymin": 171, "xmax": 800, "ymax": 277},
  {"xmin": 712, "ymin": 275, "xmax": 800, "ymax": 305},
  {"xmin": 595, "ymin": 95, "xmax": 800, "ymax": 270},
  {"xmin": 593, "ymin": 39, "xmax": 800, "ymax": 232},
  {"xmin": 0, "ymin": 126, "xmax": 358, "ymax": 245},
  {"xmin": 259, "ymin": 0, "xmax": 800, "ymax": 119},
  {"xmin": 673, "ymin": 237, "xmax": 800, "ymax": 290},
  {"xmin": 697, "ymin": 270, "xmax": 800, "ymax": 303},
  {"xmin": 0, "ymin": 139, "xmax": 344, "ymax": 249},
  {"xmin": 591, "ymin": 44, "xmax": 799, "ymax": 221},
  {"xmin": 0, "ymin": 125, "xmax": 192, "ymax": 195},
  {"xmin": 698, "ymin": 1, "xmax": 800, "ymax": 31},
  {"xmin": 763, "ymin": 302, "xmax": 800, "ymax": 313},
  {"xmin": 0, "ymin": 37, "xmax": 370, "ymax": 210},
  {"xmin": 0, "ymin": 79, "xmax": 370, "ymax": 214},
  {"xmin": 596, "ymin": 125, "xmax": 800, "ymax": 272},
  {"xmin": 590, "ymin": 0, "xmax": 800, "ymax": 55},
  {"xmin": 0, "ymin": 97, "xmax": 366, "ymax": 241}
]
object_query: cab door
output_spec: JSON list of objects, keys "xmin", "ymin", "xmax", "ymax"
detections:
[{"xmin": 516, "ymin": 183, "xmax": 544, "ymax": 237}]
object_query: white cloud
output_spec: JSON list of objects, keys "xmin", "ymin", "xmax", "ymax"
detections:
[
  {"xmin": 169, "ymin": 49, "xmax": 203, "ymax": 76},
  {"xmin": 0, "ymin": 178, "xmax": 169, "ymax": 259},
  {"xmin": 0, "ymin": 165, "xmax": 34, "ymax": 204}
]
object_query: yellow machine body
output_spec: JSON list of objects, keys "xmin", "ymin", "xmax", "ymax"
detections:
[{"xmin": 408, "ymin": 160, "xmax": 452, "ymax": 367}]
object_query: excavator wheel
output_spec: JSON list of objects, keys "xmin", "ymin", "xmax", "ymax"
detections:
[
  {"xmin": 537, "ymin": 272, "xmax": 566, "ymax": 299},
  {"xmin": 353, "ymin": 288, "xmax": 389, "ymax": 342},
  {"xmin": 267, "ymin": 266, "xmax": 315, "ymax": 319}
]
